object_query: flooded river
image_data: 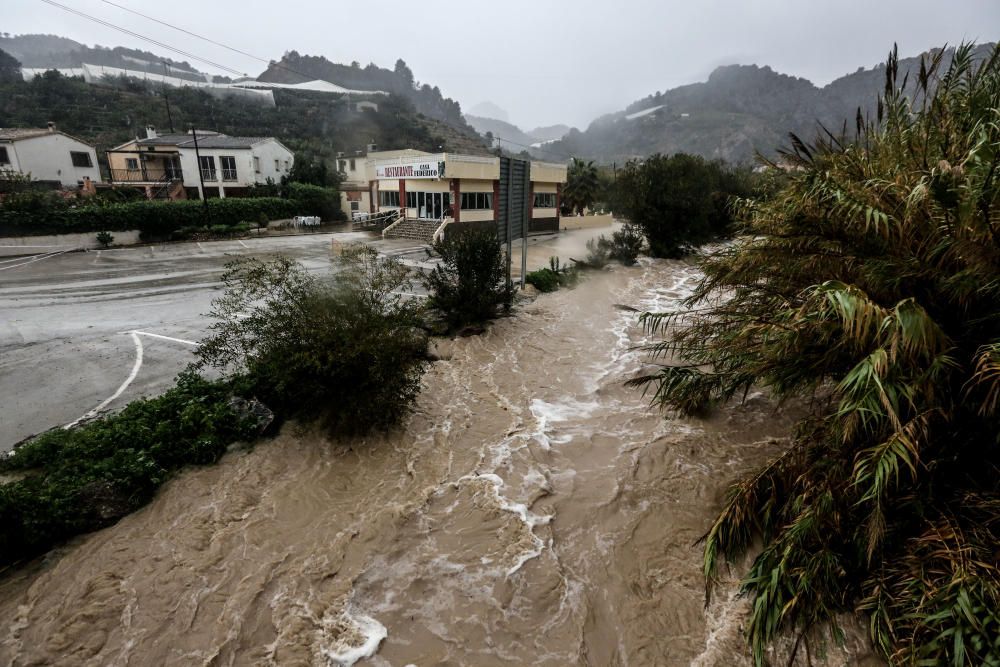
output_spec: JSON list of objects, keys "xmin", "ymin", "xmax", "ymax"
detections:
[{"xmin": 0, "ymin": 257, "xmax": 875, "ymax": 666}]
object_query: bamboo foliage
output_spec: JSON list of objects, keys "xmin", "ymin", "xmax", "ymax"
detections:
[{"xmin": 632, "ymin": 43, "xmax": 1000, "ymax": 665}]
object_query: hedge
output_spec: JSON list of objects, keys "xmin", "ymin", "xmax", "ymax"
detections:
[{"xmin": 0, "ymin": 197, "xmax": 303, "ymax": 239}]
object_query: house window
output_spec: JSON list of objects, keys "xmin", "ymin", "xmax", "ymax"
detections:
[
  {"xmin": 350, "ymin": 201, "xmax": 360, "ymax": 212},
  {"xmin": 0, "ymin": 147, "xmax": 9, "ymax": 164},
  {"xmin": 284, "ymin": 160, "xmax": 290, "ymax": 171},
  {"xmin": 378, "ymin": 190, "xmax": 400, "ymax": 207},
  {"xmin": 461, "ymin": 192, "xmax": 493, "ymax": 210},
  {"xmin": 199, "ymin": 156, "xmax": 217, "ymax": 181},
  {"xmin": 220, "ymin": 156, "xmax": 238, "ymax": 181},
  {"xmin": 406, "ymin": 191, "xmax": 416, "ymax": 208},
  {"xmin": 70, "ymin": 151, "xmax": 93, "ymax": 168},
  {"xmin": 253, "ymin": 156, "xmax": 260, "ymax": 173},
  {"xmin": 350, "ymin": 158, "xmax": 356, "ymax": 171},
  {"xmin": 533, "ymin": 192, "xmax": 557, "ymax": 208},
  {"xmin": 274, "ymin": 159, "xmax": 280, "ymax": 170},
  {"xmin": 338, "ymin": 160, "xmax": 346, "ymax": 173},
  {"xmin": 125, "ymin": 157, "xmax": 139, "ymax": 170}
]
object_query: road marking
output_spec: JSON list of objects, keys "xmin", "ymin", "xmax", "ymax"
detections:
[
  {"xmin": 239, "ymin": 240, "xmax": 249, "ymax": 249},
  {"xmin": 64, "ymin": 331, "xmax": 144, "ymax": 429},
  {"xmin": 0, "ymin": 248, "xmax": 79, "ymax": 272},
  {"xmin": 63, "ymin": 330, "xmax": 200, "ymax": 429},
  {"xmin": 130, "ymin": 330, "xmax": 199, "ymax": 346}
]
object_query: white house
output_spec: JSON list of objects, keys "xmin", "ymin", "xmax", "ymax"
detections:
[
  {"xmin": 107, "ymin": 128, "xmax": 294, "ymax": 199},
  {"xmin": 0, "ymin": 124, "xmax": 102, "ymax": 187}
]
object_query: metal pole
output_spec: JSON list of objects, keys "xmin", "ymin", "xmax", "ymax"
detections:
[
  {"xmin": 521, "ymin": 162, "xmax": 528, "ymax": 289},
  {"xmin": 162, "ymin": 62, "xmax": 175, "ymax": 133},
  {"xmin": 190, "ymin": 126, "xmax": 208, "ymax": 211},
  {"xmin": 505, "ymin": 158, "xmax": 513, "ymax": 290}
]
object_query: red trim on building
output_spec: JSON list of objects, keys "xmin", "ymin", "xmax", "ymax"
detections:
[
  {"xmin": 528, "ymin": 183, "xmax": 535, "ymax": 220},
  {"xmin": 492, "ymin": 179, "xmax": 500, "ymax": 221},
  {"xmin": 369, "ymin": 179, "xmax": 376, "ymax": 212},
  {"xmin": 398, "ymin": 178, "xmax": 406, "ymax": 215},
  {"xmin": 450, "ymin": 178, "xmax": 460, "ymax": 222},
  {"xmin": 555, "ymin": 183, "xmax": 562, "ymax": 221}
]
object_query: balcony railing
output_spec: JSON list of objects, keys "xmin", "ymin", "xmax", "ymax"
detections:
[{"xmin": 110, "ymin": 168, "xmax": 183, "ymax": 183}]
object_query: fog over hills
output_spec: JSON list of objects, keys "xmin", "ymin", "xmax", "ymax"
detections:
[{"xmin": 549, "ymin": 42, "xmax": 997, "ymax": 164}]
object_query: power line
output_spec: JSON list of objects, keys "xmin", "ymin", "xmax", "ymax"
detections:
[
  {"xmin": 97, "ymin": 0, "xmax": 359, "ymax": 86},
  {"xmin": 37, "ymin": 0, "xmax": 248, "ymax": 77}
]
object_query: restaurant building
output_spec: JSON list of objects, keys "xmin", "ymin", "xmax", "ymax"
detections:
[{"xmin": 339, "ymin": 148, "xmax": 567, "ymax": 241}]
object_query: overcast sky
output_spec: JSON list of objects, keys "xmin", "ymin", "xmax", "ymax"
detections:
[{"xmin": 5, "ymin": 0, "xmax": 999, "ymax": 129}]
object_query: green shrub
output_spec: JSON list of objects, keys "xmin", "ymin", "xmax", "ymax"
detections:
[
  {"xmin": 95, "ymin": 230, "xmax": 114, "ymax": 247},
  {"xmin": 0, "ymin": 197, "xmax": 300, "ymax": 239},
  {"xmin": 0, "ymin": 372, "xmax": 260, "ymax": 565},
  {"xmin": 525, "ymin": 268, "xmax": 560, "ymax": 292},
  {"xmin": 196, "ymin": 248, "xmax": 427, "ymax": 434},
  {"xmin": 423, "ymin": 228, "xmax": 510, "ymax": 329},
  {"xmin": 286, "ymin": 182, "xmax": 344, "ymax": 221},
  {"xmin": 608, "ymin": 223, "xmax": 644, "ymax": 265}
]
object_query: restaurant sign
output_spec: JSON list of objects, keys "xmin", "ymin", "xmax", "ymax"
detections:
[{"xmin": 376, "ymin": 159, "xmax": 446, "ymax": 180}]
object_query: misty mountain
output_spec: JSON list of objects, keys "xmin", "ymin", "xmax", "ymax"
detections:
[
  {"xmin": 550, "ymin": 43, "xmax": 997, "ymax": 164},
  {"xmin": 463, "ymin": 114, "xmax": 572, "ymax": 155},
  {"xmin": 257, "ymin": 52, "xmax": 467, "ymax": 129},
  {"xmin": 0, "ymin": 33, "xmax": 209, "ymax": 81},
  {"xmin": 467, "ymin": 101, "xmax": 509, "ymax": 123}
]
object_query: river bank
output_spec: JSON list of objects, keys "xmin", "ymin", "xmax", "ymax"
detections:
[{"xmin": 0, "ymin": 257, "xmax": 877, "ymax": 666}]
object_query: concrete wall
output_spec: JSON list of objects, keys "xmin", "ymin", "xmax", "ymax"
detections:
[
  {"xmin": 530, "ymin": 161, "xmax": 568, "ymax": 183},
  {"xmin": 0, "ymin": 230, "xmax": 142, "ymax": 256},
  {"xmin": 560, "ymin": 213, "xmax": 615, "ymax": 230},
  {"xmin": 5, "ymin": 133, "xmax": 102, "ymax": 186}
]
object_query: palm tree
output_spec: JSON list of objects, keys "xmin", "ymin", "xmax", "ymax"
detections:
[
  {"xmin": 630, "ymin": 44, "xmax": 1000, "ymax": 665},
  {"xmin": 562, "ymin": 158, "xmax": 599, "ymax": 215}
]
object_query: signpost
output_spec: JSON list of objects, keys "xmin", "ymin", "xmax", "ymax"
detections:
[{"xmin": 497, "ymin": 157, "xmax": 531, "ymax": 288}]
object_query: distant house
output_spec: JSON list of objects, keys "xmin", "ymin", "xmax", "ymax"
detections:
[
  {"xmin": 106, "ymin": 127, "xmax": 294, "ymax": 199},
  {"xmin": 0, "ymin": 124, "xmax": 102, "ymax": 188}
]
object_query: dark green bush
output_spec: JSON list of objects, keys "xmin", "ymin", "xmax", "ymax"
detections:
[
  {"xmin": 0, "ymin": 372, "xmax": 260, "ymax": 565},
  {"xmin": 526, "ymin": 268, "xmax": 560, "ymax": 292},
  {"xmin": 286, "ymin": 182, "xmax": 345, "ymax": 221},
  {"xmin": 0, "ymin": 197, "xmax": 299, "ymax": 238},
  {"xmin": 196, "ymin": 248, "xmax": 427, "ymax": 434},
  {"xmin": 423, "ymin": 228, "xmax": 510, "ymax": 330}
]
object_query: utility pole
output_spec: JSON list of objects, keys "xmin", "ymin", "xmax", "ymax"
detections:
[
  {"xmin": 162, "ymin": 62, "xmax": 175, "ymax": 133},
  {"xmin": 190, "ymin": 126, "xmax": 208, "ymax": 212}
]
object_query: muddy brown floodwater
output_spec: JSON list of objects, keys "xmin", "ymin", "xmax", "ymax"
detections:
[{"xmin": 0, "ymin": 258, "xmax": 878, "ymax": 666}]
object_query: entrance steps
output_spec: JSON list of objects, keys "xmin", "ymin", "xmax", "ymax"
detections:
[{"xmin": 383, "ymin": 218, "xmax": 442, "ymax": 243}]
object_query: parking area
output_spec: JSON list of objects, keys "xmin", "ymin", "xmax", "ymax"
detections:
[{"xmin": 0, "ymin": 225, "xmax": 612, "ymax": 451}]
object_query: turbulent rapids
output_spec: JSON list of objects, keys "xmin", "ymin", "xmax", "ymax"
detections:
[{"xmin": 0, "ymin": 258, "xmax": 876, "ymax": 666}]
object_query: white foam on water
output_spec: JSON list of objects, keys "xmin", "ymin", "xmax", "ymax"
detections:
[
  {"xmin": 320, "ymin": 609, "xmax": 388, "ymax": 667},
  {"xmin": 529, "ymin": 397, "xmax": 599, "ymax": 448},
  {"xmin": 458, "ymin": 472, "xmax": 553, "ymax": 576}
]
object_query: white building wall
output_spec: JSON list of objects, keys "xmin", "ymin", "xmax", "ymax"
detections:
[
  {"xmin": 5, "ymin": 134, "xmax": 102, "ymax": 186},
  {"xmin": 175, "ymin": 139, "xmax": 294, "ymax": 197}
]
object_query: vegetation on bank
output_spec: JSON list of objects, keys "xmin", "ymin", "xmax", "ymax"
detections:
[
  {"xmin": 423, "ymin": 228, "xmax": 511, "ymax": 331},
  {"xmin": 631, "ymin": 44, "xmax": 1000, "ymax": 665},
  {"xmin": 0, "ymin": 246, "xmax": 430, "ymax": 566}
]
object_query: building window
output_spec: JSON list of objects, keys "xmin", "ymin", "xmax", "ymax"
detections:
[
  {"xmin": 379, "ymin": 190, "xmax": 400, "ymax": 208},
  {"xmin": 274, "ymin": 159, "xmax": 280, "ymax": 170},
  {"xmin": 253, "ymin": 156, "xmax": 261, "ymax": 173},
  {"xmin": 461, "ymin": 192, "xmax": 493, "ymax": 210},
  {"xmin": 70, "ymin": 151, "xmax": 93, "ymax": 168},
  {"xmin": 338, "ymin": 160, "xmax": 347, "ymax": 173},
  {"xmin": 350, "ymin": 158, "xmax": 356, "ymax": 171},
  {"xmin": 284, "ymin": 160, "xmax": 290, "ymax": 171},
  {"xmin": 125, "ymin": 157, "xmax": 139, "ymax": 170},
  {"xmin": 350, "ymin": 201, "xmax": 360, "ymax": 212},
  {"xmin": 199, "ymin": 155, "xmax": 217, "ymax": 181},
  {"xmin": 0, "ymin": 147, "xmax": 9, "ymax": 164},
  {"xmin": 533, "ymin": 192, "xmax": 557, "ymax": 208},
  {"xmin": 220, "ymin": 156, "xmax": 238, "ymax": 181}
]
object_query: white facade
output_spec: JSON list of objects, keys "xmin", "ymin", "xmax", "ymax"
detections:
[
  {"xmin": 176, "ymin": 139, "xmax": 294, "ymax": 197},
  {"xmin": 0, "ymin": 130, "xmax": 102, "ymax": 186}
]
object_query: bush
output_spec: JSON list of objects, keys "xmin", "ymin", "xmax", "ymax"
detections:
[
  {"xmin": 525, "ymin": 268, "xmax": 560, "ymax": 292},
  {"xmin": 423, "ymin": 228, "xmax": 510, "ymax": 329},
  {"xmin": 0, "ymin": 197, "xmax": 300, "ymax": 239},
  {"xmin": 614, "ymin": 153, "xmax": 751, "ymax": 258},
  {"xmin": 608, "ymin": 223, "xmax": 644, "ymax": 265},
  {"xmin": 629, "ymin": 44, "xmax": 1000, "ymax": 665},
  {"xmin": 0, "ymin": 372, "xmax": 261, "ymax": 565},
  {"xmin": 96, "ymin": 231, "xmax": 114, "ymax": 247},
  {"xmin": 196, "ymin": 247, "xmax": 427, "ymax": 434},
  {"xmin": 286, "ymin": 182, "xmax": 345, "ymax": 222}
]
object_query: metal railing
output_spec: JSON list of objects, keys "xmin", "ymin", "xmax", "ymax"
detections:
[
  {"xmin": 109, "ymin": 168, "xmax": 183, "ymax": 183},
  {"xmin": 200, "ymin": 169, "xmax": 217, "ymax": 182},
  {"xmin": 221, "ymin": 169, "xmax": 238, "ymax": 182}
]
